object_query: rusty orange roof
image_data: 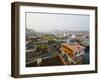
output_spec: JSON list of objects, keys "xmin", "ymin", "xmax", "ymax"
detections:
[
  {"xmin": 60, "ymin": 43, "xmax": 85, "ymax": 58},
  {"xmin": 60, "ymin": 43, "xmax": 85, "ymax": 64},
  {"xmin": 61, "ymin": 43, "xmax": 85, "ymax": 53}
]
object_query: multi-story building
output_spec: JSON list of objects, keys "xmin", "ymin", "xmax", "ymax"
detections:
[{"xmin": 60, "ymin": 43, "xmax": 85, "ymax": 64}]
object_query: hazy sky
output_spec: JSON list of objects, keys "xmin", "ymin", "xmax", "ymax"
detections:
[{"xmin": 26, "ymin": 12, "xmax": 90, "ymax": 32}]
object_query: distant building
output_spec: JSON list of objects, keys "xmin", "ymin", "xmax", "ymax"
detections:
[
  {"xmin": 26, "ymin": 36, "xmax": 41, "ymax": 41},
  {"xmin": 71, "ymin": 34, "xmax": 76, "ymax": 39},
  {"xmin": 60, "ymin": 43, "xmax": 85, "ymax": 64},
  {"xmin": 66, "ymin": 37, "xmax": 79, "ymax": 45}
]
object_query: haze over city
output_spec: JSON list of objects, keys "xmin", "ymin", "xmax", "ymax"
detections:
[{"xmin": 26, "ymin": 12, "xmax": 90, "ymax": 32}]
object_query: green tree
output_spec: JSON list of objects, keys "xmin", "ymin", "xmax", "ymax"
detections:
[{"xmin": 36, "ymin": 44, "xmax": 49, "ymax": 53}]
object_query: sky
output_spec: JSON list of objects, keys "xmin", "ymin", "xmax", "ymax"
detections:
[{"xmin": 26, "ymin": 12, "xmax": 90, "ymax": 32}]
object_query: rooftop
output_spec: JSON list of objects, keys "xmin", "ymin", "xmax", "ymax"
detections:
[
  {"xmin": 60, "ymin": 43, "xmax": 85, "ymax": 63},
  {"xmin": 61, "ymin": 43, "xmax": 85, "ymax": 53}
]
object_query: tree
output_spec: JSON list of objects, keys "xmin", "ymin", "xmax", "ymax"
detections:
[{"xmin": 36, "ymin": 44, "xmax": 49, "ymax": 53}]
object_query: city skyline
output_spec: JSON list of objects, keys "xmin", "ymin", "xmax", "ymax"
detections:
[{"xmin": 26, "ymin": 12, "xmax": 90, "ymax": 32}]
